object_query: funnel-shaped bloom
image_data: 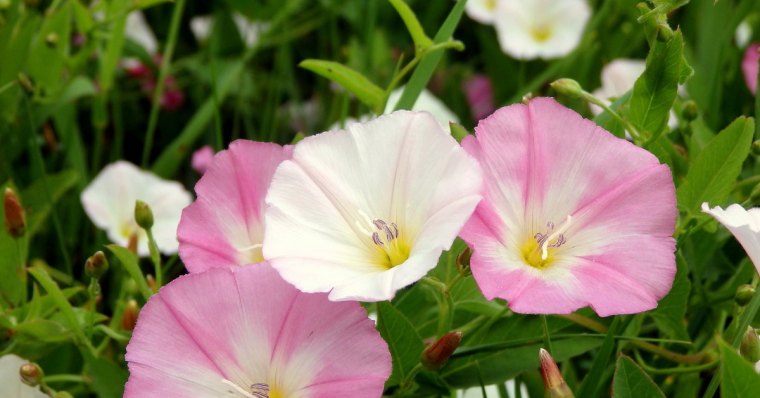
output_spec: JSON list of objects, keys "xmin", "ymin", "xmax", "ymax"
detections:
[
  {"xmin": 125, "ymin": 263, "xmax": 390, "ymax": 397},
  {"xmin": 461, "ymin": 98, "xmax": 676, "ymax": 316},
  {"xmin": 264, "ymin": 111, "xmax": 482, "ymax": 301},
  {"xmin": 702, "ymin": 203, "xmax": 760, "ymax": 273},
  {"xmin": 493, "ymin": 0, "xmax": 591, "ymax": 60},
  {"xmin": 178, "ymin": 141, "xmax": 291, "ymax": 272},
  {"xmin": 743, "ymin": 43, "xmax": 759, "ymax": 94},
  {"xmin": 81, "ymin": 161, "xmax": 192, "ymax": 257}
]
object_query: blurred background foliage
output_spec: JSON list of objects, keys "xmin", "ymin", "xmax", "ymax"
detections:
[{"xmin": 3, "ymin": 0, "xmax": 760, "ymax": 397}]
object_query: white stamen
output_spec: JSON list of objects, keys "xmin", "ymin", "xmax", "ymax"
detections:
[
  {"xmin": 541, "ymin": 215, "xmax": 572, "ymax": 260},
  {"xmin": 221, "ymin": 379, "xmax": 257, "ymax": 398},
  {"xmin": 236, "ymin": 243, "xmax": 263, "ymax": 253}
]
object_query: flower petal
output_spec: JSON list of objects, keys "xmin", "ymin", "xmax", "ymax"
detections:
[
  {"xmin": 265, "ymin": 111, "xmax": 482, "ymax": 301},
  {"xmin": 125, "ymin": 263, "xmax": 390, "ymax": 397},
  {"xmin": 178, "ymin": 140, "xmax": 291, "ymax": 272},
  {"xmin": 703, "ymin": 203, "xmax": 760, "ymax": 274}
]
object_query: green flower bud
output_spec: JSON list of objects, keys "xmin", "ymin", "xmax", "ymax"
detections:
[
  {"xmin": 134, "ymin": 200, "xmax": 154, "ymax": 230},
  {"xmin": 19, "ymin": 362, "xmax": 43, "ymax": 387},
  {"xmin": 550, "ymin": 78, "xmax": 584, "ymax": 99},
  {"xmin": 736, "ymin": 284, "xmax": 755, "ymax": 307},
  {"xmin": 740, "ymin": 327, "xmax": 760, "ymax": 363},
  {"xmin": 84, "ymin": 251, "xmax": 109, "ymax": 280},
  {"xmin": 682, "ymin": 100, "xmax": 698, "ymax": 122}
]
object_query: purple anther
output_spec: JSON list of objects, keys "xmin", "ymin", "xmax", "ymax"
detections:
[
  {"xmin": 373, "ymin": 219, "xmax": 387, "ymax": 230},
  {"xmin": 251, "ymin": 383, "xmax": 270, "ymax": 398},
  {"xmin": 391, "ymin": 223, "xmax": 399, "ymax": 238},
  {"xmin": 372, "ymin": 232, "xmax": 384, "ymax": 246}
]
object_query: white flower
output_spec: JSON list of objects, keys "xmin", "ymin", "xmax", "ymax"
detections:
[
  {"xmin": 190, "ymin": 13, "xmax": 264, "ymax": 48},
  {"xmin": 702, "ymin": 203, "xmax": 760, "ymax": 273},
  {"xmin": 81, "ymin": 161, "xmax": 192, "ymax": 257},
  {"xmin": 0, "ymin": 355, "xmax": 47, "ymax": 398},
  {"xmin": 125, "ymin": 11, "xmax": 157, "ymax": 55},
  {"xmin": 493, "ymin": 0, "xmax": 591, "ymax": 60},
  {"xmin": 330, "ymin": 87, "xmax": 459, "ymax": 131},
  {"xmin": 465, "ymin": 0, "xmax": 498, "ymax": 24},
  {"xmin": 737, "ymin": 21, "xmax": 753, "ymax": 48},
  {"xmin": 264, "ymin": 111, "xmax": 482, "ymax": 301}
]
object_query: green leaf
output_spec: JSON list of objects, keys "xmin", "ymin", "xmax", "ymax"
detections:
[
  {"xmin": 21, "ymin": 170, "xmax": 78, "ymax": 237},
  {"xmin": 14, "ymin": 318, "xmax": 71, "ymax": 343},
  {"xmin": 83, "ymin": 352, "xmax": 128, "ymax": 398},
  {"xmin": 388, "ymin": 0, "xmax": 433, "ymax": 53},
  {"xmin": 626, "ymin": 29, "xmax": 684, "ymax": 141},
  {"xmin": 376, "ymin": 301, "xmax": 425, "ymax": 387},
  {"xmin": 719, "ymin": 339, "xmax": 760, "ymax": 398},
  {"xmin": 677, "ymin": 116, "xmax": 754, "ymax": 216},
  {"xmin": 106, "ymin": 245, "xmax": 154, "ymax": 301},
  {"xmin": 649, "ymin": 253, "xmax": 690, "ymax": 340},
  {"xmin": 612, "ymin": 355, "xmax": 665, "ymax": 398},
  {"xmin": 393, "ymin": 0, "xmax": 467, "ymax": 111},
  {"xmin": 299, "ymin": 59, "xmax": 384, "ymax": 111}
]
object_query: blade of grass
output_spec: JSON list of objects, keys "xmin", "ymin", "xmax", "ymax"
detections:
[
  {"xmin": 393, "ymin": 0, "xmax": 467, "ymax": 111},
  {"xmin": 141, "ymin": 0, "xmax": 187, "ymax": 167}
]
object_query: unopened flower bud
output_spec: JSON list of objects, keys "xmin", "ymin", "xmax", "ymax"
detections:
[
  {"xmin": 539, "ymin": 348, "xmax": 574, "ymax": 398},
  {"xmin": 736, "ymin": 284, "xmax": 755, "ymax": 307},
  {"xmin": 456, "ymin": 247, "xmax": 472, "ymax": 276},
  {"xmin": 121, "ymin": 299, "xmax": 139, "ymax": 331},
  {"xmin": 550, "ymin": 78, "xmax": 583, "ymax": 99},
  {"xmin": 4, "ymin": 187, "xmax": 26, "ymax": 238},
  {"xmin": 751, "ymin": 140, "xmax": 760, "ymax": 157},
  {"xmin": 134, "ymin": 200, "xmax": 154, "ymax": 230},
  {"xmin": 682, "ymin": 100, "xmax": 698, "ymax": 122},
  {"xmin": 740, "ymin": 327, "xmax": 760, "ymax": 363},
  {"xmin": 421, "ymin": 331, "xmax": 463, "ymax": 370},
  {"xmin": 45, "ymin": 32, "xmax": 59, "ymax": 48},
  {"xmin": 19, "ymin": 362, "xmax": 43, "ymax": 387},
  {"xmin": 84, "ymin": 251, "xmax": 109, "ymax": 280}
]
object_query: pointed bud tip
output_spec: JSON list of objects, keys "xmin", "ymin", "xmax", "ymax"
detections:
[
  {"xmin": 736, "ymin": 284, "xmax": 755, "ymax": 306},
  {"xmin": 550, "ymin": 79, "xmax": 583, "ymax": 98},
  {"xmin": 539, "ymin": 349, "xmax": 574, "ymax": 398},
  {"xmin": 421, "ymin": 331, "xmax": 463, "ymax": 370},
  {"xmin": 4, "ymin": 187, "xmax": 26, "ymax": 238},
  {"xmin": 121, "ymin": 299, "xmax": 140, "ymax": 331},
  {"xmin": 85, "ymin": 251, "xmax": 109, "ymax": 280}
]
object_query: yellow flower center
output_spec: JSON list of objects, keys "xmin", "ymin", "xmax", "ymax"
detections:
[
  {"xmin": 238, "ymin": 243, "xmax": 265, "ymax": 264},
  {"xmin": 485, "ymin": 0, "xmax": 496, "ymax": 11},
  {"xmin": 369, "ymin": 219, "xmax": 410, "ymax": 269},
  {"xmin": 521, "ymin": 216, "xmax": 572, "ymax": 269},
  {"xmin": 268, "ymin": 388, "xmax": 284, "ymax": 398},
  {"xmin": 531, "ymin": 25, "xmax": 552, "ymax": 43}
]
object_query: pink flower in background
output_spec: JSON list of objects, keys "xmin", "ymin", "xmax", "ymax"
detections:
[
  {"xmin": 742, "ymin": 43, "xmax": 759, "ymax": 94},
  {"xmin": 702, "ymin": 203, "xmax": 760, "ymax": 273},
  {"xmin": 460, "ymin": 97, "xmax": 676, "ymax": 316},
  {"xmin": 264, "ymin": 111, "xmax": 482, "ymax": 302},
  {"xmin": 178, "ymin": 141, "xmax": 291, "ymax": 272},
  {"xmin": 191, "ymin": 145, "xmax": 216, "ymax": 174},
  {"xmin": 463, "ymin": 74, "xmax": 495, "ymax": 121},
  {"xmin": 81, "ymin": 161, "xmax": 192, "ymax": 257},
  {"xmin": 125, "ymin": 263, "xmax": 390, "ymax": 397}
]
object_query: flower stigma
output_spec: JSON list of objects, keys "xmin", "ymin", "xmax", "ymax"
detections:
[
  {"xmin": 521, "ymin": 216, "xmax": 572, "ymax": 269},
  {"xmin": 221, "ymin": 380, "xmax": 281, "ymax": 398}
]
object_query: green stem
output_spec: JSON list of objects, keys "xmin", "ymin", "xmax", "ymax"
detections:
[
  {"xmin": 541, "ymin": 314, "xmax": 554, "ymax": 354},
  {"xmin": 141, "ymin": 0, "xmax": 187, "ymax": 167},
  {"xmin": 633, "ymin": 349, "xmax": 717, "ymax": 375},
  {"xmin": 145, "ymin": 229, "xmax": 162, "ymax": 289},
  {"xmin": 581, "ymin": 91, "xmax": 641, "ymax": 140},
  {"xmin": 43, "ymin": 374, "xmax": 90, "ymax": 385}
]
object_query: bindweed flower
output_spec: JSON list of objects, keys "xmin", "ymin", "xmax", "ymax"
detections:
[
  {"xmin": 125, "ymin": 11, "xmax": 157, "ymax": 57},
  {"xmin": 190, "ymin": 13, "xmax": 264, "ymax": 48},
  {"xmin": 465, "ymin": 0, "xmax": 497, "ymax": 24},
  {"xmin": 590, "ymin": 59, "xmax": 677, "ymax": 130},
  {"xmin": 264, "ymin": 111, "xmax": 482, "ymax": 301},
  {"xmin": 460, "ymin": 98, "xmax": 676, "ymax": 316},
  {"xmin": 702, "ymin": 203, "xmax": 760, "ymax": 273},
  {"xmin": 124, "ymin": 263, "xmax": 390, "ymax": 397},
  {"xmin": 81, "ymin": 161, "xmax": 192, "ymax": 257},
  {"xmin": 489, "ymin": 0, "xmax": 591, "ymax": 60},
  {"xmin": 0, "ymin": 355, "xmax": 46, "ymax": 398},
  {"xmin": 191, "ymin": 145, "xmax": 215, "ymax": 174},
  {"xmin": 742, "ymin": 43, "xmax": 759, "ymax": 94},
  {"xmin": 178, "ymin": 141, "xmax": 291, "ymax": 272}
]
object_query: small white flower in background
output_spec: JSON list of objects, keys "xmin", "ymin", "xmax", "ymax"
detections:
[
  {"xmin": 736, "ymin": 21, "xmax": 752, "ymax": 48},
  {"xmin": 125, "ymin": 11, "xmax": 158, "ymax": 55},
  {"xmin": 591, "ymin": 59, "xmax": 678, "ymax": 130},
  {"xmin": 482, "ymin": 0, "xmax": 591, "ymax": 60},
  {"xmin": 465, "ymin": 0, "xmax": 498, "ymax": 24},
  {"xmin": 458, "ymin": 380, "xmax": 528, "ymax": 398},
  {"xmin": 330, "ymin": 86, "xmax": 459, "ymax": 131},
  {"xmin": 0, "ymin": 355, "xmax": 47, "ymax": 398},
  {"xmin": 190, "ymin": 13, "xmax": 264, "ymax": 48},
  {"xmin": 702, "ymin": 203, "xmax": 760, "ymax": 274},
  {"xmin": 81, "ymin": 161, "xmax": 192, "ymax": 257}
]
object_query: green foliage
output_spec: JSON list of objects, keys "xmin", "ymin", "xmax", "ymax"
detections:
[
  {"xmin": 376, "ymin": 301, "xmax": 425, "ymax": 387},
  {"xmin": 299, "ymin": 60, "xmax": 385, "ymax": 111},
  {"xmin": 612, "ymin": 355, "xmax": 666, "ymax": 398},
  {"xmin": 719, "ymin": 339, "xmax": 760, "ymax": 398}
]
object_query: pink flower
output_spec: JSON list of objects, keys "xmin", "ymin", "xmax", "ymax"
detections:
[
  {"xmin": 191, "ymin": 145, "xmax": 216, "ymax": 174},
  {"xmin": 178, "ymin": 140, "xmax": 291, "ymax": 272},
  {"xmin": 460, "ymin": 97, "xmax": 676, "ymax": 316},
  {"xmin": 463, "ymin": 74, "xmax": 495, "ymax": 121},
  {"xmin": 124, "ymin": 263, "xmax": 390, "ymax": 397},
  {"xmin": 742, "ymin": 43, "xmax": 759, "ymax": 94}
]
